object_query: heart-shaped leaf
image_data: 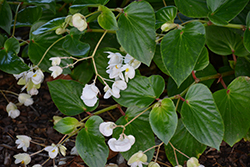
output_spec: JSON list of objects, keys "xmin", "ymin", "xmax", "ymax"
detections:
[
  {"xmin": 76, "ymin": 116, "xmax": 109, "ymax": 167},
  {"xmin": 213, "ymin": 76, "xmax": 250, "ymax": 146},
  {"xmin": 54, "ymin": 117, "xmax": 80, "ymax": 134},
  {"xmin": 149, "ymin": 98, "xmax": 178, "ymax": 144},
  {"xmin": 113, "ymin": 106, "xmax": 155, "ymax": 161},
  {"xmin": 235, "ymin": 56, "xmax": 250, "ymax": 77},
  {"xmin": 116, "ymin": 1, "xmax": 156, "ymax": 66},
  {"xmin": 165, "ymin": 119, "xmax": 206, "ymax": 166},
  {"xmin": 155, "ymin": 6, "xmax": 177, "ymax": 29},
  {"xmin": 181, "ymin": 83, "xmax": 224, "ymax": 150},
  {"xmin": 194, "ymin": 47, "xmax": 209, "ymax": 71},
  {"xmin": 244, "ymin": 12, "xmax": 250, "ymax": 52},
  {"xmin": 97, "ymin": 5, "xmax": 118, "ymax": 30},
  {"xmin": 47, "ymin": 80, "xmax": 98, "ymax": 116},
  {"xmin": 71, "ymin": 61, "xmax": 94, "ymax": 85},
  {"xmin": 16, "ymin": 6, "xmax": 42, "ymax": 27},
  {"xmin": 114, "ymin": 75, "xmax": 165, "ymax": 108},
  {"xmin": 73, "ymin": 0, "xmax": 109, "ymax": 5},
  {"xmin": 0, "ymin": 0, "xmax": 12, "ymax": 34},
  {"xmin": 4, "ymin": 38, "xmax": 20, "ymax": 54},
  {"xmin": 161, "ymin": 21, "xmax": 205, "ymax": 87}
]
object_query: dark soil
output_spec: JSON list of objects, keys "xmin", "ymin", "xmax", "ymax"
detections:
[{"xmin": 1, "ymin": 71, "xmax": 250, "ymax": 167}]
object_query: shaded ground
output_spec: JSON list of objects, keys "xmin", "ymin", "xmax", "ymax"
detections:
[{"xmin": 1, "ymin": 71, "xmax": 250, "ymax": 167}]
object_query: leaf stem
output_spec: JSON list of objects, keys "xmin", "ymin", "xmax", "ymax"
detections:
[
  {"xmin": 154, "ymin": 142, "xmax": 164, "ymax": 162},
  {"xmin": 86, "ymin": 29, "xmax": 116, "ymax": 34},
  {"xmin": 0, "ymin": 90, "xmax": 10, "ymax": 103},
  {"xmin": 85, "ymin": 10, "xmax": 100, "ymax": 18},
  {"xmin": 11, "ymin": 2, "xmax": 22, "ymax": 37},
  {"xmin": 169, "ymin": 141, "xmax": 190, "ymax": 159},
  {"xmin": 0, "ymin": 90, "xmax": 19, "ymax": 96}
]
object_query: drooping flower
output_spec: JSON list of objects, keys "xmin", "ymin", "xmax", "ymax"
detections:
[
  {"xmin": 106, "ymin": 52, "xmax": 123, "ymax": 68},
  {"xmin": 80, "ymin": 83, "xmax": 99, "ymax": 107},
  {"xmin": 72, "ymin": 13, "xmax": 88, "ymax": 31},
  {"xmin": 6, "ymin": 102, "xmax": 20, "ymax": 119},
  {"xmin": 14, "ymin": 153, "xmax": 31, "ymax": 165},
  {"xmin": 148, "ymin": 162, "xmax": 160, "ymax": 167},
  {"xmin": 18, "ymin": 93, "xmax": 34, "ymax": 106},
  {"xmin": 112, "ymin": 80, "xmax": 127, "ymax": 97},
  {"xmin": 99, "ymin": 122, "xmax": 116, "ymax": 137},
  {"xmin": 15, "ymin": 135, "xmax": 31, "ymax": 152},
  {"xmin": 127, "ymin": 151, "xmax": 148, "ymax": 167},
  {"xmin": 70, "ymin": 146, "xmax": 79, "ymax": 155},
  {"xmin": 58, "ymin": 144, "xmax": 67, "ymax": 156},
  {"xmin": 49, "ymin": 66, "xmax": 63, "ymax": 79},
  {"xmin": 121, "ymin": 64, "xmax": 135, "ymax": 82},
  {"xmin": 161, "ymin": 22, "xmax": 177, "ymax": 32},
  {"xmin": 124, "ymin": 54, "xmax": 141, "ymax": 69},
  {"xmin": 32, "ymin": 164, "xmax": 42, "ymax": 167},
  {"xmin": 187, "ymin": 157, "xmax": 204, "ymax": 167},
  {"xmin": 31, "ymin": 69, "xmax": 44, "ymax": 85},
  {"xmin": 27, "ymin": 87, "xmax": 39, "ymax": 96},
  {"xmin": 108, "ymin": 134, "xmax": 135, "ymax": 152},
  {"xmin": 49, "ymin": 57, "xmax": 61, "ymax": 66},
  {"xmin": 106, "ymin": 64, "xmax": 124, "ymax": 80},
  {"xmin": 45, "ymin": 143, "xmax": 59, "ymax": 159}
]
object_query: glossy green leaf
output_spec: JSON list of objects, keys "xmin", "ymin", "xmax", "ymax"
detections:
[
  {"xmin": 113, "ymin": 106, "xmax": 154, "ymax": 161},
  {"xmin": 73, "ymin": 0, "xmax": 109, "ymax": 5},
  {"xmin": 161, "ymin": 21, "xmax": 205, "ymax": 87},
  {"xmin": 244, "ymin": 28, "xmax": 250, "ymax": 52},
  {"xmin": 76, "ymin": 116, "xmax": 109, "ymax": 167},
  {"xmin": 47, "ymin": 80, "xmax": 98, "ymax": 116},
  {"xmin": 16, "ymin": 6, "xmax": 42, "ymax": 27},
  {"xmin": 207, "ymin": 0, "xmax": 249, "ymax": 25},
  {"xmin": 149, "ymin": 98, "xmax": 178, "ymax": 144},
  {"xmin": 20, "ymin": 0, "xmax": 56, "ymax": 14},
  {"xmin": 0, "ymin": 0, "xmax": 12, "ymax": 34},
  {"xmin": 97, "ymin": 5, "xmax": 118, "ymax": 30},
  {"xmin": 181, "ymin": 84, "xmax": 224, "ymax": 150},
  {"xmin": 153, "ymin": 44, "xmax": 169, "ymax": 75},
  {"xmin": 213, "ymin": 76, "xmax": 250, "ymax": 146},
  {"xmin": 206, "ymin": 26, "xmax": 250, "ymax": 57},
  {"xmin": 194, "ymin": 47, "xmax": 209, "ymax": 71},
  {"xmin": 114, "ymin": 75, "xmax": 165, "ymax": 108},
  {"xmin": 0, "ymin": 34, "xmax": 6, "ymax": 47},
  {"xmin": 155, "ymin": 6, "xmax": 177, "ymax": 29},
  {"xmin": 235, "ymin": 56, "xmax": 250, "ymax": 77},
  {"xmin": 71, "ymin": 61, "xmax": 94, "ymax": 85},
  {"xmin": 62, "ymin": 35, "xmax": 90, "ymax": 57},
  {"xmin": 4, "ymin": 38, "xmax": 20, "ymax": 54},
  {"xmin": 32, "ymin": 17, "xmax": 65, "ymax": 35},
  {"xmin": 165, "ymin": 119, "xmax": 206, "ymax": 166},
  {"xmin": 247, "ymin": 11, "xmax": 250, "ymax": 27},
  {"xmin": 54, "ymin": 117, "xmax": 80, "ymax": 134},
  {"xmin": 174, "ymin": 0, "xmax": 209, "ymax": 18},
  {"xmin": 116, "ymin": 1, "xmax": 156, "ymax": 66}
]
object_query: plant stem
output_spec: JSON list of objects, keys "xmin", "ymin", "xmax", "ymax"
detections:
[
  {"xmin": 85, "ymin": 10, "xmax": 100, "ymax": 18},
  {"xmin": 162, "ymin": 0, "xmax": 167, "ymax": 6},
  {"xmin": 0, "ymin": 90, "xmax": 19, "ymax": 96},
  {"xmin": 0, "ymin": 90, "xmax": 10, "ymax": 103},
  {"xmin": 29, "ymin": 148, "xmax": 45, "ymax": 157},
  {"xmin": 169, "ymin": 141, "xmax": 190, "ymax": 159},
  {"xmin": 154, "ymin": 142, "xmax": 164, "ymax": 162},
  {"xmin": 86, "ymin": 29, "xmax": 116, "ymax": 34},
  {"xmin": 11, "ymin": 2, "xmax": 21, "ymax": 37},
  {"xmin": 37, "ymin": 36, "xmax": 66, "ymax": 67}
]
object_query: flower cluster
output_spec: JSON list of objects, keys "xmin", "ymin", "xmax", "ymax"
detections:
[{"xmin": 49, "ymin": 57, "xmax": 63, "ymax": 78}]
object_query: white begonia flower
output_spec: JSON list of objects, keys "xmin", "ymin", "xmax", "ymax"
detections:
[
  {"xmin": 58, "ymin": 158, "xmax": 67, "ymax": 165},
  {"xmin": 103, "ymin": 85, "xmax": 115, "ymax": 99},
  {"xmin": 161, "ymin": 22, "xmax": 177, "ymax": 32},
  {"xmin": 112, "ymin": 80, "xmax": 127, "ymax": 96},
  {"xmin": 187, "ymin": 157, "xmax": 203, "ymax": 167},
  {"xmin": 80, "ymin": 83, "xmax": 99, "ymax": 107},
  {"xmin": 148, "ymin": 162, "xmax": 160, "ymax": 167},
  {"xmin": 99, "ymin": 122, "xmax": 116, "ymax": 137},
  {"xmin": 13, "ymin": 71, "xmax": 27, "ymax": 80},
  {"xmin": 108, "ymin": 134, "xmax": 135, "ymax": 152},
  {"xmin": 6, "ymin": 102, "xmax": 20, "ymax": 119},
  {"xmin": 32, "ymin": 69, "xmax": 44, "ymax": 85},
  {"xmin": 124, "ymin": 54, "xmax": 141, "ymax": 69},
  {"xmin": 32, "ymin": 165, "xmax": 42, "ymax": 167},
  {"xmin": 70, "ymin": 146, "xmax": 79, "ymax": 155},
  {"xmin": 106, "ymin": 52, "xmax": 123, "ymax": 68},
  {"xmin": 72, "ymin": 13, "xmax": 88, "ymax": 31},
  {"xmin": 106, "ymin": 64, "xmax": 125, "ymax": 80},
  {"xmin": 15, "ymin": 135, "xmax": 31, "ymax": 152},
  {"xmin": 49, "ymin": 66, "xmax": 63, "ymax": 79},
  {"xmin": 45, "ymin": 143, "xmax": 59, "ymax": 159},
  {"xmin": 49, "ymin": 57, "xmax": 61, "ymax": 66},
  {"xmin": 121, "ymin": 64, "xmax": 135, "ymax": 82},
  {"xmin": 14, "ymin": 153, "xmax": 31, "ymax": 165},
  {"xmin": 127, "ymin": 151, "xmax": 148, "ymax": 167},
  {"xmin": 55, "ymin": 27, "xmax": 66, "ymax": 35},
  {"xmin": 58, "ymin": 144, "xmax": 67, "ymax": 156},
  {"xmin": 18, "ymin": 93, "xmax": 34, "ymax": 106},
  {"xmin": 28, "ymin": 87, "xmax": 39, "ymax": 96}
]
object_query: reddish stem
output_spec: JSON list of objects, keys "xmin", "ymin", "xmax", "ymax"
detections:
[
  {"xmin": 192, "ymin": 71, "xmax": 200, "ymax": 83},
  {"xmin": 232, "ymin": 52, "xmax": 237, "ymax": 64},
  {"xmin": 218, "ymin": 76, "xmax": 227, "ymax": 89},
  {"xmin": 117, "ymin": 104, "xmax": 125, "ymax": 116}
]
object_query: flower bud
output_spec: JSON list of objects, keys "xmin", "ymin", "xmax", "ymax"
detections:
[
  {"xmin": 187, "ymin": 157, "xmax": 200, "ymax": 167},
  {"xmin": 148, "ymin": 162, "xmax": 160, "ymax": 167},
  {"xmin": 161, "ymin": 22, "xmax": 177, "ymax": 32},
  {"xmin": 72, "ymin": 13, "xmax": 87, "ymax": 31}
]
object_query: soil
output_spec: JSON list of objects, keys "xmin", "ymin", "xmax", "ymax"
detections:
[{"xmin": 1, "ymin": 70, "xmax": 250, "ymax": 167}]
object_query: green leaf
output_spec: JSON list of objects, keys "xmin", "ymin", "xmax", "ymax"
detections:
[
  {"xmin": 21, "ymin": 0, "xmax": 56, "ymax": 14},
  {"xmin": 97, "ymin": 5, "xmax": 118, "ymax": 30},
  {"xmin": 244, "ymin": 27, "xmax": 250, "ymax": 52},
  {"xmin": 73, "ymin": 0, "xmax": 109, "ymax": 5},
  {"xmin": 235, "ymin": 56, "xmax": 250, "ymax": 77},
  {"xmin": 155, "ymin": 6, "xmax": 177, "ymax": 29},
  {"xmin": 47, "ymin": 80, "xmax": 98, "ymax": 116},
  {"xmin": 116, "ymin": 1, "xmax": 156, "ymax": 66},
  {"xmin": 213, "ymin": 76, "xmax": 250, "ymax": 146},
  {"xmin": 62, "ymin": 35, "xmax": 90, "ymax": 57},
  {"xmin": 174, "ymin": 0, "xmax": 209, "ymax": 18},
  {"xmin": 54, "ymin": 117, "xmax": 80, "ymax": 134},
  {"xmin": 32, "ymin": 17, "xmax": 65, "ymax": 35},
  {"xmin": 207, "ymin": 0, "xmax": 249, "ymax": 25},
  {"xmin": 206, "ymin": 26, "xmax": 250, "ymax": 57},
  {"xmin": 149, "ymin": 98, "xmax": 178, "ymax": 144},
  {"xmin": 165, "ymin": 119, "xmax": 206, "ymax": 166},
  {"xmin": 16, "ymin": 6, "xmax": 42, "ymax": 27},
  {"xmin": 76, "ymin": 116, "xmax": 109, "ymax": 167},
  {"xmin": 247, "ymin": 11, "xmax": 250, "ymax": 27},
  {"xmin": 113, "ymin": 106, "xmax": 155, "ymax": 161},
  {"xmin": 161, "ymin": 21, "xmax": 205, "ymax": 87},
  {"xmin": 153, "ymin": 44, "xmax": 169, "ymax": 75},
  {"xmin": 181, "ymin": 84, "xmax": 224, "ymax": 150},
  {"xmin": 0, "ymin": 50, "xmax": 29, "ymax": 74},
  {"xmin": 71, "ymin": 61, "xmax": 94, "ymax": 85},
  {"xmin": 0, "ymin": 34, "xmax": 7, "ymax": 47},
  {"xmin": 114, "ymin": 75, "xmax": 165, "ymax": 108},
  {"xmin": 4, "ymin": 38, "xmax": 20, "ymax": 54},
  {"xmin": 0, "ymin": 0, "xmax": 12, "ymax": 34},
  {"xmin": 194, "ymin": 47, "xmax": 209, "ymax": 71}
]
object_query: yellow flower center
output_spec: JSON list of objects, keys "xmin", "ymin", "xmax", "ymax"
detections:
[
  {"xmin": 33, "ymin": 74, "xmax": 37, "ymax": 77},
  {"xmin": 125, "ymin": 68, "xmax": 129, "ymax": 72},
  {"xmin": 52, "ymin": 149, "xmax": 55, "ymax": 152},
  {"xmin": 21, "ymin": 160, "xmax": 24, "ymax": 164},
  {"xmin": 115, "ymin": 65, "xmax": 119, "ymax": 69}
]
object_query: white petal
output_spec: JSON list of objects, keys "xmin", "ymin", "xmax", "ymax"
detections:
[
  {"xmin": 32, "ymin": 164, "xmax": 42, "ymax": 167},
  {"xmin": 14, "ymin": 153, "xmax": 31, "ymax": 165},
  {"xmin": 32, "ymin": 69, "xmax": 44, "ymax": 85},
  {"xmin": 8, "ymin": 109, "xmax": 20, "ymax": 119},
  {"xmin": 81, "ymin": 84, "xmax": 99, "ymax": 100},
  {"xmin": 99, "ymin": 122, "xmax": 115, "ymax": 137},
  {"xmin": 81, "ymin": 96, "xmax": 98, "ymax": 107},
  {"xmin": 107, "ymin": 138, "xmax": 118, "ymax": 152},
  {"xmin": 127, "ymin": 135, "xmax": 135, "ymax": 146},
  {"xmin": 49, "ymin": 57, "xmax": 61, "ymax": 66},
  {"xmin": 70, "ymin": 146, "xmax": 79, "ymax": 155},
  {"xmin": 28, "ymin": 87, "xmax": 39, "ymax": 96},
  {"xmin": 113, "ymin": 80, "xmax": 127, "ymax": 90},
  {"xmin": 16, "ymin": 135, "xmax": 31, "ymax": 152},
  {"xmin": 108, "ymin": 136, "xmax": 132, "ymax": 152},
  {"xmin": 6, "ymin": 102, "xmax": 17, "ymax": 112},
  {"xmin": 49, "ymin": 66, "xmax": 63, "ymax": 79}
]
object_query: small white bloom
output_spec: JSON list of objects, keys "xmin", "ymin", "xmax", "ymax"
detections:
[
  {"xmin": 15, "ymin": 135, "xmax": 31, "ymax": 152},
  {"xmin": 58, "ymin": 159, "xmax": 67, "ymax": 165},
  {"xmin": 148, "ymin": 162, "xmax": 160, "ymax": 167},
  {"xmin": 28, "ymin": 87, "xmax": 39, "ymax": 96},
  {"xmin": 14, "ymin": 153, "xmax": 31, "ymax": 165},
  {"xmin": 80, "ymin": 83, "xmax": 99, "ymax": 107},
  {"xmin": 112, "ymin": 80, "xmax": 127, "ymax": 97},
  {"xmin": 6, "ymin": 102, "xmax": 20, "ymax": 119},
  {"xmin": 49, "ymin": 57, "xmax": 61, "ymax": 66},
  {"xmin": 187, "ymin": 157, "xmax": 202, "ymax": 167},
  {"xmin": 72, "ymin": 13, "xmax": 88, "ymax": 31},
  {"xmin": 103, "ymin": 85, "xmax": 114, "ymax": 99},
  {"xmin": 106, "ymin": 64, "xmax": 124, "ymax": 80},
  {"xmin": 49, "ymin": 66, "xmax": 63, "ymax": 79},
  {"xmin": 99, "ymin": 122, "xmax": 116, "ymax": 137},
  {"xmin": 105, "ymin": 163, "xmax": 119, "ymax": 167},
  {"xmin": 124, "ymin": 54, "xmax": 141, "ymax": 69},
  {"xmin": 70, "ymin": 146, "xmax": 79, "ymax": 155},
  {"xmin": 13, "ymin": 71, "xmax": 27, "ymax": 80},
  {"xmin": 58, "ymin": 144, "xmax": 67, "ymax": 156},
  {"xmin": 161, "ymin": 22, "xmax": 177, "ymax": 32},
  {"xmin": 45, "ymin": 143, "xmax": 59, "ymax": 159},
  {"xmin": 55, "ymin": 27, "xmax": 66, "ymax": 35},
  {"xmin": 32, "ymin": 165, "xmax": 42, "ymax": 167},
  {"xmin": 32, "ymin": 69, "xmax": 44, "ymax": 84},
  {"xmin": 175, "ymin": 165, "xmax": 183, "ymax": 167},
  {"xmin": 105, "ymin": 52, "xmax": 123, "ymax": 68},
  {"xmin": 108, "ymin": 134, "xmax": 135, "ymax": 152},
  {"xmin": 121, "ymin": 64, "xmax": 135, "ymax": 82},
  {"xmin": 127, "ymin": 151, "xmax": 148, "ymax": 167},
  {"xmin": 18, "ymin": 93, "xmax": 34, "ymax": 106}
]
